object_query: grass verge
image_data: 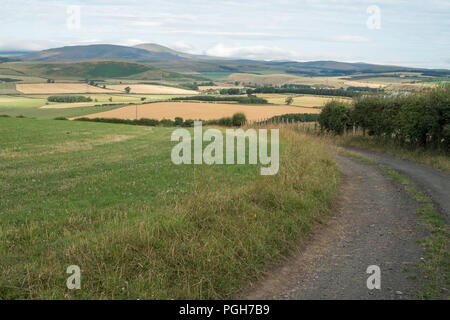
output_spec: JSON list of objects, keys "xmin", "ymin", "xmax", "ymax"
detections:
[
  {"xmin": 337, "ymin": 135, "xmax": 450, "ymax": 173},
  {"xmin": 382, "ymin": 166, "xmax": 449, "ymax": 299},
  {"xmin": 340, "ymin": 150, "xmax": 449, "ymax": 299},
  {"xmin": 0, "ymin": 118, "xmax": 338, "ymax": 299}
]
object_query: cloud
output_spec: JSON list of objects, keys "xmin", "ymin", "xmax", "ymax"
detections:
[
  {"xmin": 169, "ymin": 41, "xmax": 202, "ymax": 55},
  {"xmin": 205, "ymin": 43, "xmax": 300, "ymax": 60},
  {"xmin": 328, "ymin": 35, "xmax": 370, "ymax": 43}
]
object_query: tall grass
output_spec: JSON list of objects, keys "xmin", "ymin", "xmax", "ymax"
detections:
[{"xmin": 0, "ymin": 119, "xmax": 338, "ymax": 299}]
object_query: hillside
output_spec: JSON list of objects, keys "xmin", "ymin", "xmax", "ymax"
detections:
[
  {"xmin": 134, "ymin": 43, "xmax": 217, "ymax": 60},
  {"xmin": 12, "ymin": 43, "xmax": 450, "ymax": 78},
  {"xmin": 19, "ymin": 44, "xmax": 187, "ymax": 62},
  {"xmin": 0, "ymin": 61, "xmax": 202, "ymax": 81}
]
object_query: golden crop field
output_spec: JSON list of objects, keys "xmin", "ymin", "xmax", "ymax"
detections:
[
  {"xmin": 198, "ymin": 85, "xmax": 244, "ymax": 91},
  {"xmin": 77, "ymin": 101, "xmax": 320, "ymax": 121},
  {"xmin": 107, "ymin": 84, "xmax": 198, "ymax": 95},
  {"xmin": 256, "ymin": 94, "xmax": 352, "ymax": 107}
]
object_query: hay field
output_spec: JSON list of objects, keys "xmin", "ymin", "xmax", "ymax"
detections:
[
  {"xmin": 80, "ymin": 102, "xmax": 320, "ymax": 121},
  {"xmin": 107, "ymin": 84, "xmax": 198, "ymax": 95},
  {"xmin": 256, "ymin": 94, "xmax": 352, "ymax": 107},
  {"xmin": 16, "ymin": 83, "xmax": 119, "ymax": 94},
  {"xmin": 198, "ymin": 85, "xmax": 244, "ymax": 91},
  {"xmin": 340, "ymin": 80, "xmax": 387, "ymax": 89}
]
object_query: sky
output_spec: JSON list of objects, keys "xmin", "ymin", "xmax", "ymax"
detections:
[{"xmin": 0, "ymin": 0, "xmax": 449, "ymax": 69}]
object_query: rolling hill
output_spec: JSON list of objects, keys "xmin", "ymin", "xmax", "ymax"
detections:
[
  {"xmin": 19, "ymin": 44, "xmax": 187, "ymax": 62},
  {"xmin": 0, "ymin": 61, "xmax": 204, "ymax": 81},
  {"xmin": 12, "ymin": 43, "xmax": 450, "ymax": 78}
]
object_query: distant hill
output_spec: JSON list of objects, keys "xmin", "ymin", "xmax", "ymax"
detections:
[
  {"xmin": 19, "ymin": 44, "xmax": 187, "ymax": 62},
  {"xmin": 0, "ymin": 56, "xmax": 19, "ymax": 63},
  {"xmin": 134, "ymin": 43, "xmax": 184, "ymax": 56},
  {"xmin": 134, "ymin": 43, "xmax": 217, "ymax": 60},
  {"xmin": 1, "ymin": 61, "xmax": 204, "ymax": 81},
  {"xmin": 15, "ymin": 43, "xmax": 450, "ymax": 77}
]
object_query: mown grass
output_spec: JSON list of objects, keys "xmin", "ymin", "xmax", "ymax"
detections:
[
  {"xmin": 337, "ymin": 135, "xmax": 450, "ymax": 173},
  {"xmin": 0, "ymin": 118, "xmax": 338, "ymax": 299},
  {"xmin": 0, "ymin": 94, "xmax": 185, "ymax": 119}
]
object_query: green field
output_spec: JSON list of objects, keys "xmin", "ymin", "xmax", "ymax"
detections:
[
  {"xmin": 0, "ymin": 94, "xmax": 188, "ymax": 119},
  {"xmin": 0, "ymin": 117, "xmax": 338, "ymax": 299},
  {"xmin": 0, "ymin": 61, "xmax": 200, "ymax": 82}
]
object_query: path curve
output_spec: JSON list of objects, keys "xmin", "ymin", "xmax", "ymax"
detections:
[
  {"xmin": 342, "ymin": 147, "xmax": 450, "ymax": 223},
  {"xmin": 245, "ymin": 153, "xmax": 432, "ymax": 300}
]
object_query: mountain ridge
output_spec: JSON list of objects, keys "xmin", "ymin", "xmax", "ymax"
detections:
[{"xmin": 11, "ymin": 43, "xmax": 450, "ymax": 77}]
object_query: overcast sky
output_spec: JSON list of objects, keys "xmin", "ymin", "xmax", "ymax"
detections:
[{"xmin": 1, "ymin": 0, "xmax": 449, "ymax": 68}]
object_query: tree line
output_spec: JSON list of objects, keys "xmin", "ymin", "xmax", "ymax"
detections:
[
  {"xmin": 47, "ymin": 95, "xmax": 92, "ymax": 103},
  {"xmin": 318, "ymin": 85, "xmax": 450, "ymax": 151},
  {"xmin": 171, "ymin": 95, "xmax": 268, "ymax": 104},
  {"xmin": 73, "ymin": 113, "xmax": 248, "ymax": 128},
  {"xmin": 246, "ymin": 87, "xmax": 357, "ymax": 97}
]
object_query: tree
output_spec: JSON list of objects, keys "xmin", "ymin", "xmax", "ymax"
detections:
[
  {"xmin": 174, "ymin": 117, "xmax": 184, "ymax": 126},
  {"xmin": 124, "ymin": 86, "xmax": 131, "ymax": 94},
  {"xmin": 318, "ymin": 101, "xmax": 351, "ymax": 135},
  {"xmin": 232, "ymin": 113, "xmax": 247, "ymax": 126},
  {"xmin": 285, "ymin": 96, "xmax": 294, "ymax": 105}
]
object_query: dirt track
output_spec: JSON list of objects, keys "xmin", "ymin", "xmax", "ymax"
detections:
[
  {"xmin": 245, "ymin": 151, "xmax": 440, "ymax": 300},
  {"xmin": 344, "ymin": 147, "xmax": 450, "ymax": 223}
]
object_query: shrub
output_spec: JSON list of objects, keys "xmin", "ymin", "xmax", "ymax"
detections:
[
  {"xmin": 47, "ymin": 95, "xmax": 92, "ymax": 103},
  {"xmin": 160, "ymin": 119, "xmax": 175, "ymax": 127},
  {"xmin": 268, "ymin": 113, "xmax": 320, "ymax": 123},
  {"xmin": 232, "ymin": 113, "xmax": 247, "ymax": 126},
  {"xmin": 318, "ymin": 101, "xmax": 351, "ymax": 135},
  {"xmin": 182, "ymin": 119, "xmax": 195, "ymax": 127},
  {"xmin": 351, "ymin": 85, "xmax": 450, "ymax": 150},
  {"xmin": 171, "ymin": 96, "xmax": 268, "ymax": 104},
  {"xmin": 285, "ymin": 96, "xmax": 294, "ymax": 105},
  {"xmin": 174, "ymin": 117, "xmax": 184, "ymax": 126}
]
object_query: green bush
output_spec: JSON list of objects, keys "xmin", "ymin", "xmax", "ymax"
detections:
[
  {"xmin": 319, "ymin": 101, "xmax": 351, "ymax": 135},
  {"xmin": 47, "ymin": 95, "xmax": 92, "ymax": 103},
  {"xmin": 182, "ymin": 119, "xmax": 195, "ymax": 127},
  {"xmin": 174, "ymin": 117, "xmax": 184, "ymax": 126},
  {"xmin": 351, "ymin": 85, "xmax": 450, "ymax": 150},
  {"xmin": 232, "ymin": 113, "xmax": 247, "ymax": 126},
  {"xmin": 268, "ymin": 113, "xmax": 320, "ymax": 123},
  {"xmin": 171, "ymin": 95, "xmax": 268, "ymax": 104}
]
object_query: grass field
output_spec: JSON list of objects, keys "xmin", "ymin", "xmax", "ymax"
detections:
[
  {"xmin": 0, "ymin": 94, "xmax": 192, "ymax": 119},
  {"xmin": 16, "ymin": 83, "xmax": 120, "ymax": 94},
  {"xmin": 80, "ymin": 101, "xmax": 321, "ymax": 121},
  {"xmin": 0, "ymin": 117, "xmax": 338, "ymax": 299},
  {"xmin": 224, "ymin": 73, "xmax": 349, "ymax": 88}
]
